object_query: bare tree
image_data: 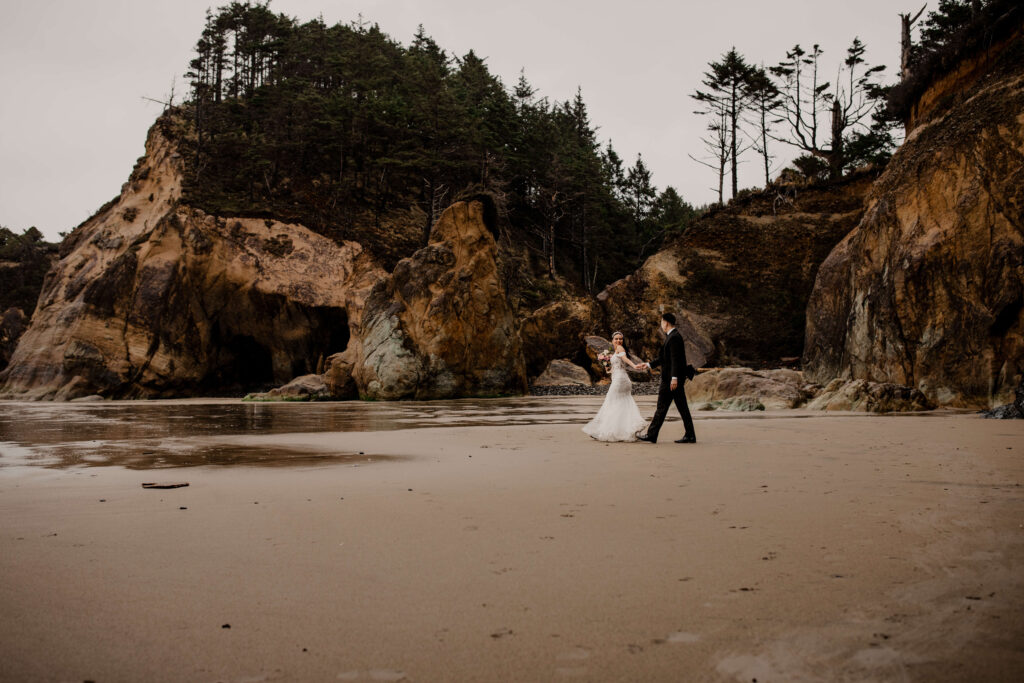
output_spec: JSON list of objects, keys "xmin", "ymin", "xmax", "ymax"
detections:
[
  {"xmin": 692, "ymin": 48, "xmax": 756, "ymax": 200},
  {"xmin": 770, "ymin": 40, "xmax": 886, "ymax": 179},
  {"xmin": 900, "ymin": 4, "xmax": 928, "ymax": 80},
  {"xmin": 826, "ymin": 38, "xmax": 888, "ymax": 177},
  {"xmin": 688, "ymin": 98, "xmax": 731, "ymax": 206},
  {"xmin": 770, "ymin": 44, "xmax": 831, "ymax": 160}
]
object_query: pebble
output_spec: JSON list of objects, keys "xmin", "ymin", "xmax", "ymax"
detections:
[{"xmin": 530, "ymin": 382, "xmax": 661, "ymax": 397}]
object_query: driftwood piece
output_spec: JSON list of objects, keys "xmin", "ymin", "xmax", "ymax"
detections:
[{"xmin": 141, "ymin": 482, "xmax": 190, "ymax": 489}]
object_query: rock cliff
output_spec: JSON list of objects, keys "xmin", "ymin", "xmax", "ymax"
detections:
[
  {"xmin": 0, "ymin": 116, "xmax": 528, "ymax": 401},
  {"xmin": 804, "ymin": 34, "xmax": 1024, "ymax": 407},
  {"xmin": 594, "ymin": 175, "xmax": 875, "ymax": 368},
  {"xmin": 0, "ymin": 118, "xmax": 381, "ymax": 399}
]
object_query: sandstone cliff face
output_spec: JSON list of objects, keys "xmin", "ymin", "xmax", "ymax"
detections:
[
  {"xmin": 353, "ymin": 200, "xmax": 527, "ymax": 399},
  {"xmin": 0, "ymin": 120, "xmax": 383, "ymax": 400},
  {"xmin": 518, "ymin": 298, "xmax": 601, "ymax": 379},
  {"xmin": 596, "ymin": 175, "xmax": 875, "ymax": 367},
  {"xmin": 804, "ymin": 36, "xmax": 1024, "ymax": 407}
]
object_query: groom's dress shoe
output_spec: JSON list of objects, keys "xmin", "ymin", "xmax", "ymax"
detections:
[
  {"xmin": 637, "ymin": 434, "xmax": 657, "ymax": 444},
  {"xmin": 675, "ymin": 435, "xmax": 697, "ymax": 444}
]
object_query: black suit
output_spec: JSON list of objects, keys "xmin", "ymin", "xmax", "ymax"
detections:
[{"xmin": 646, "ymin": 328, "xmax": 696, "ymax": 442}]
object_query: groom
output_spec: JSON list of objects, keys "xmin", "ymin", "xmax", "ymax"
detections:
[{"xmin": 638, "ymin": 313, "xmax": 697, "ymax": 444}]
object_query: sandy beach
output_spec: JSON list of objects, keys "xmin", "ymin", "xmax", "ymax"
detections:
[{"xmin": 1, "ymin": 398, "xmax": 1022, "ymax": 682}]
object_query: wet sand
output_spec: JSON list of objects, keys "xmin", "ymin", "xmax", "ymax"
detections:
[{"xmin": 1, "ymin": 401, "xmax": 1023, "ymax": 681}]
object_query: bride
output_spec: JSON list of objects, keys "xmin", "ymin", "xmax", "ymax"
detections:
[{"xmin": 582, "ymin": 331, "xmax": 648, "ymax": 442}]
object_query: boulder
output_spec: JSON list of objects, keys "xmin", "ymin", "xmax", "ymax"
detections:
[
  {"xmin": 803, "ymin": 35, "xmax": 1024, "ymax": 408},
  {"xmin": 686, "ymin": 367, "xmax": 811, "ymax": 410},
  {"xmin": 533, "ymin": 359, "xmax": 592, "ymax": 387},
  {"xmin": 248, "ymin": 373, "xmax": 331, "ymax": 401},
  {"xmin": 353, "ymin": 200, "xmax": 527, "ymax": 399},
  {"xmin": 983, "ymin": 378, "xmax": 1024, "ymax": 418},
  {"xmin": 806, "ymin": 379, "xmax": 935, "ymax": 413},
  {"xmin": 323, "ymin": 349, "xmax": 359, "ymax": 400}
]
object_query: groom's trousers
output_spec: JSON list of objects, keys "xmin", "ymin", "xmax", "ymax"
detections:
[{"xmin": 646, "ymin": 383, "xmax": 696, "ymax": 442}]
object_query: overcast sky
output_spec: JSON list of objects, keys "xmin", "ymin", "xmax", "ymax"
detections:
[{"xmin": 1, "ymin": 0, "xmax": 908, "ymax": 241}]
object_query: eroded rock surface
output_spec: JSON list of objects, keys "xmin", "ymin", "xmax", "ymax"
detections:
[
  {"xmin": 804, "ymin": 36, "xmax": 1024, "ymax": 408},
  {"xmin": 0, "ymin": 118, "xmax": 381, "ymax": 400},
  {"xmin": 519, "ymin": 298, "xmax": 601, "ymax": 379},
  {"xmin": 353, "ymin": 200, "xmax": 527, "ymax": 399},
  {"xmin": 533, "ymin": 360, "xmax": 592, "ymax": 387},
  {"xmin": 597, "ymin": 175, "xmax": 874, "ymax": 367},
  {"xmin": 806, "ymin": 379, "xmax": 935, "ymax": 413},
  {"xmin": 687, "ymin": 367, "xmax": 811, "ymax": 410},
  {"xmin": 248, "ymin": 374, "xmax": 331, "ymax": 401}
]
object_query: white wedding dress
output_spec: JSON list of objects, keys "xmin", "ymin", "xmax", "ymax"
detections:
[{"xmin": 582, "ymin": 352, "xmax": 648, "ymax": 442}]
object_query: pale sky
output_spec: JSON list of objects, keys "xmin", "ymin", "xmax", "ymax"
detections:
[{"xmin": 0, "ymin": 0, "xmax": 907, "ymax": 241}]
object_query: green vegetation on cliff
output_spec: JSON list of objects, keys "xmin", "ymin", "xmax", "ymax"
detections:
[
  {"xmin": 0, "ymin": 226, "xmax": 57, "ymax": 316},
  {"xmin": 888, "ymin": 0, "xmax": 1024, "ymax": 121},
  {"xmin": 181, "ymin": 2, "xmax": 695, "ymax": 299}
]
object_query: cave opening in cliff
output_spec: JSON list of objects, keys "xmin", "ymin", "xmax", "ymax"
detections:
[
  {"xmin": 299, "ymin": 306, "xmax": 349, "ymax": 377},
  {"xmin": 991, "ymin": 298, "xmax": 1022, "ymax": 338},
  {"xmin": 206, "ymin": 333, "xmax": 276, "ymax": 394}
]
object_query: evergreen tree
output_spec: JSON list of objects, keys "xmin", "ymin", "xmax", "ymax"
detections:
[
  {"xmin": 624, "ymin": 154, "xmax": 657, "ymax": 254},
  {"xmin": 742, "ymin": 66, "xmax": 782, "ymax": 187},
  {"xmin": 692, "ymin": 48, "xmax": 755, "ymax": 199},
  {"xmin": 179, "ymin": 3, "xmax": 685, "ymax": 295}
]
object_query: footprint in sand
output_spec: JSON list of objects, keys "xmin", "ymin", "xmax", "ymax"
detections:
[{"xmin": 555, "ymin": 648, "xmax": 591, "ymax": 677}]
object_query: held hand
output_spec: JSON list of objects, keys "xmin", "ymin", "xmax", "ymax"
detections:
[{"xmin": 670, "ymin": 378, "xmax": 678, "ymax": 391}]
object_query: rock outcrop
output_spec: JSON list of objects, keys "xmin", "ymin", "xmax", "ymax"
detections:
[
  {"xmin": 352, "ymin": 200, "xmax": 527, "ymax": 399},
  {"xmin": 0, "ymin": 116, "xmax": 530, "ymax": 401},
  {"xmin": 247, "ymin": 373, "xmax": 331, "ymax": 401},
  {"xmin": 0, "ymin": 117, "xmax": 382, "ymax": 400},
  {"xmin": 983, "ymin": 377, "xmax": 1024, "ymax": 418},
  {"xmin": 684, "ymin": 367, "xmax": 931, "ymax": 412},
  {"xmin": 804, "ymin": 35, "xmax": 1024, "ymax": 408},
  {"xmin": 806, "ymin": 379, "xmax": 934, "ymax": 413},
  {"xmin": 597, "ymin": 174, "xmax": 875, "ymax": 367},
  {"xmin": 519, "ymin": 298, "xmax": 601, "ymax": 379}
]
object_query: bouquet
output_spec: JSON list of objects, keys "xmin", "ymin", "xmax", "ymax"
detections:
[{"xmin": 596, "ymin": 347, "xmax": 614, "ymax": 373}]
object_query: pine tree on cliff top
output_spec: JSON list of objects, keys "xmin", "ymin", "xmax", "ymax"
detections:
[
  {"xmin": 181, "ymin": 3, "xmax": 690, "ymax": 298},
  {"xmin": 692, "ymin": 48, "xmax": 756, "ymax": 200}
]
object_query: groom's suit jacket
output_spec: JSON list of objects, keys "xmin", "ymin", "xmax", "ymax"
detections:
[{"xmin": 650, "ymin": 328, "xmax": 688, "ymax": 389}]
